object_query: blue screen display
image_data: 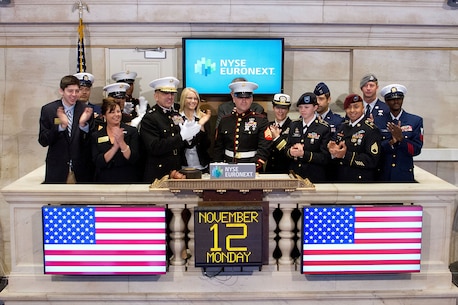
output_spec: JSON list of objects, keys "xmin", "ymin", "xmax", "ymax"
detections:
[{"xmin": 183, "ymin": 38, "xmax": 284, "ymax": 95}]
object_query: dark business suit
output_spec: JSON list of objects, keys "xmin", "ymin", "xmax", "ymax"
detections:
[
  {"xmin": 91, "ymin": 123, "xmax": 141, "ymax": 183},
  {"xmin": 139, "ymin": 104, "xmax": 184, "ymax": 182},
  {"xmin": 38, "ymin": 99, "xmax": 94, "ymax": 183}
]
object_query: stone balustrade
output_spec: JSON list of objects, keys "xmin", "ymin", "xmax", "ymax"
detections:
[{"xmin": 1, "ymin": 165, "xmax": 457, "ymax": 304}]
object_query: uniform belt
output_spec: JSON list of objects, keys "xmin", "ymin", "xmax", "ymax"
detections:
[{"xmin": 225, "ymin": 149, "xmax": 256, "ymax": 159}]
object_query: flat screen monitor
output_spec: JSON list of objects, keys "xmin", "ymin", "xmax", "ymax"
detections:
[{"xmin": 183, "ymin": 37, "xmax": 284, "ymax": 96}]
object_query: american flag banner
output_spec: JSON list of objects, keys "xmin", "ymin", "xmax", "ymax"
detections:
[
  {"xmin": 301, "ymin": 205, "xmax": 422, "ymax": 274},
  {"xmin": 77, "ymin": 17, "xmax": 86, "ymax": 73},
  {"xmin": 42, "ymin": 206, "xmax": 167, "ymax": 275}
]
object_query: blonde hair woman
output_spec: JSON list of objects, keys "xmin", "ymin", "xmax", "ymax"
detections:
[{"xmin": 178, "ymin": 87, "xmax": 212, "ymax": 171}]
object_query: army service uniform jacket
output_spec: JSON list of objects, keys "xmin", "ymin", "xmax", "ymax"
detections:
[
  {"xmin": 333, "ymin": 119, "xmax": 382, "ymax": 182},
  {"xmin": 286, "ymin": 118, "xmax": 331, "ymax": 183}
]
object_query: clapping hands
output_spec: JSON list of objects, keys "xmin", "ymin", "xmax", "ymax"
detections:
[{"xmin": 327, "ymin": 140, "xmax": 347, "ymax": 159}]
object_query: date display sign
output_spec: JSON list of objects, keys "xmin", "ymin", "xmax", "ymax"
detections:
[{"xmin": 194, "ymin": 206, "xmax": 263, "ymax": 267}]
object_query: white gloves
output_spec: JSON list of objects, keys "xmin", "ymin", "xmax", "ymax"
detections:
[
  {"xmin": 179, "ymin": 121, "xmax": 201, "ymax": 141},
  {"xmin": 136, "ymin": 96, "xmax": 148, "ymax": 116},
  {"xmin": 131, "ymin": 97, "xmax": 148, "ymax": 128},
  {"xmin": 123, "ymin": 102, "xmax": 134, "ymax": 115}
]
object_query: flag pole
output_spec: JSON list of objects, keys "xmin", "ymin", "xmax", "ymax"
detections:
[{"xmin": 72, "ymin": 1, "xmax": 89, "ymax": 73}]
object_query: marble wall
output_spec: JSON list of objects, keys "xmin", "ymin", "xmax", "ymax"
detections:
[{"xmin": 0, "ymin": 0, "xmax": 457, "ymax": 274}]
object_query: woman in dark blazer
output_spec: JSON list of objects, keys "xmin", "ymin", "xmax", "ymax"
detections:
[{"xmin": 91, "ymin": 99, "xmax": 140, "ymax": 183}]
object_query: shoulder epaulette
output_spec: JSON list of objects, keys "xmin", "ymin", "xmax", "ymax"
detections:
[
  {"xmin": 221, "ymin": 113, "xmax": 234, "ymax": 120},
  {"xmin": 252, "ymin": 111, "xmax": 267, "ymax": 118}
]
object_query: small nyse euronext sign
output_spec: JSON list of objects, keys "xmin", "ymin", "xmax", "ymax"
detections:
[{"xmin": 209, "ymin": 163, "xmax": 256, "ymax": 179}]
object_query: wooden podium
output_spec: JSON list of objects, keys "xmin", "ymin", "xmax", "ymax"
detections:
[{"xmin": 151, "ymin": 173, "xmax": 314, "ymax": 266}]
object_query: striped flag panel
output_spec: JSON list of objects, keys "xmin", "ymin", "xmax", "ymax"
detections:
[
  {"xmin": 42, "ymin": 206, "xmax": 167, "ymax": 275},
  {"xmin": 301, "ymin": 205, "xmax": 423, "ymax": 274}
]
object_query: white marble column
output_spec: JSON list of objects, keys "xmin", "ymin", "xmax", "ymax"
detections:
[{"xmin": 169, "ymin": 205, "xmax": 186, "ymax": 266}]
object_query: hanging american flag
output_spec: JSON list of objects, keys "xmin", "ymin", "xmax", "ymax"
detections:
[
  {"xmin": 77, "ymin": 17, "xmax": 86, "ymax": 72},
  {"xmin": 42, "ymin": 206, "xmax": 167, "ymax": 275},
  {"xmin": 301, "ymin": 205, "xmax": 422, "ymax": 274},
  {"xmin": 74, "ymin": 1, "xmax": 89, "ymax": 73}
]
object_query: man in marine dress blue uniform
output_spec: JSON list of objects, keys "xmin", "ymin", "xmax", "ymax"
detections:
[
  {"xmin": 140, "ymin": 76, "xmax": 200, "ymax": 182},
  {"xmin": 103, "ymin": 82, "xmax": 133, "ymax": 124},
  {"xmin": 215, "ymin": 77, "xmax": 265, "ymax": 128},
  {"xmin": 213, "ymin": 81, "xmax": 271, "ymax": 171},
  {"xmin": 379, "ymin": 84, "xmax": 424, "ymax": 182},
  {"xmin": 112, "ymin": 71, "xmax": 142, "ymax": 121}
]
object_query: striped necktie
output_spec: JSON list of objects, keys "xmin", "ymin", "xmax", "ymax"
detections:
[{"xmin": 66, "ymin": 109, "xmax": 73, "ymax": 137}]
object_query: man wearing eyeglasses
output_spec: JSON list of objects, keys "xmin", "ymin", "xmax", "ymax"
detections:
[
  {"xmin": 213, "ymin": 80, "xmax": 271, "ymax": 171},
  {"xmin": 327, "ymin": 93, "xmax": 382, "ymax": 182}
]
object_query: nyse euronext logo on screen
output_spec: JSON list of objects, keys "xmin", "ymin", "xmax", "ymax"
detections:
[{"xmin": 194, "ymin": 57, "xmax": 275, "ymax": 77}]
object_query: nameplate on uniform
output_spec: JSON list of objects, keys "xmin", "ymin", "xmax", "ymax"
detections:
[{"xmin": 209, "ymin": 163, "xmax": 256, "ymax": 179}]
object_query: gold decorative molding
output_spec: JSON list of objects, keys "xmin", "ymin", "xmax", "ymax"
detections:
[{"xmin": 149, "ymin": 172, "xmax": 315, "ymax": 194}]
